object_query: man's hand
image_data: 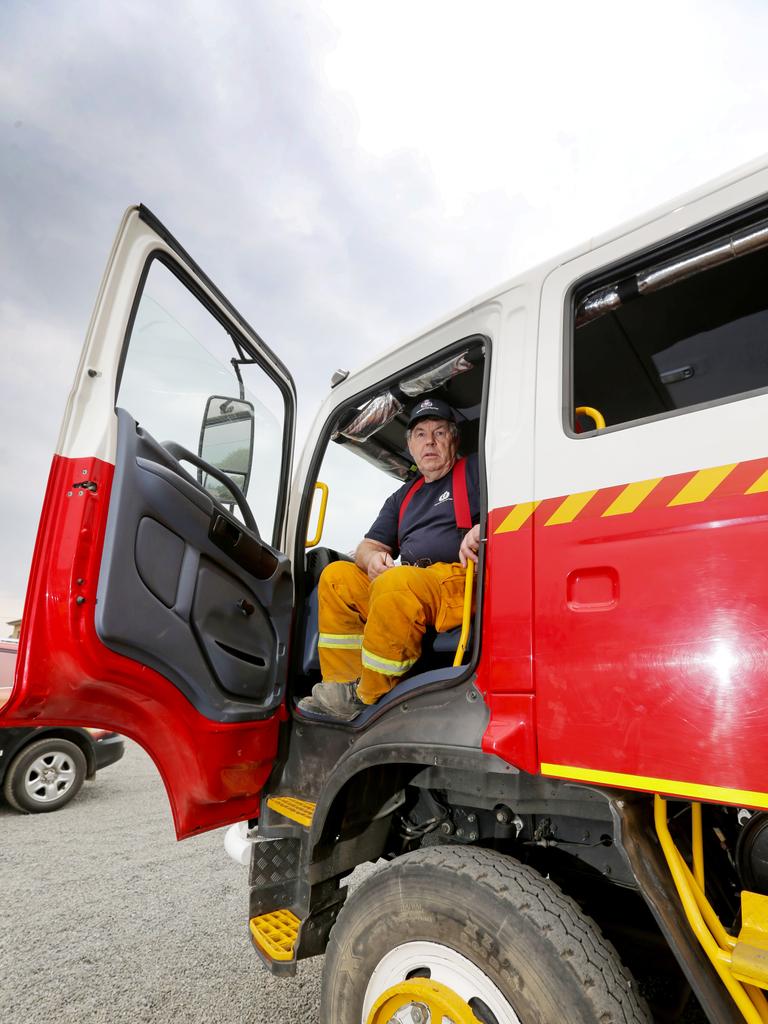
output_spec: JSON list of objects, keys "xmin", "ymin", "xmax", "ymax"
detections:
[
  {"xmin": 459, "ymin": 524, "xmax": 481, "ymax": 567},
  {"xmin": 366, "ymin": 549, "xmax": 395, "ymax": 580},
  {"xmin": 355, "ymin": 539, "xmax": 395, "ymax": 580}
]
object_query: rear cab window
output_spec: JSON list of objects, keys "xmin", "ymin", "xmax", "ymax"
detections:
[{"xmin": 570, "ymin": 213, "xmax": 768, "ymax": 434}]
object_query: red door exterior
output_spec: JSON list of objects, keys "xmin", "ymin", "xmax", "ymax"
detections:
[{"xmin": 1, "ymin": 207, "xmax": 295, "ymax": 839}]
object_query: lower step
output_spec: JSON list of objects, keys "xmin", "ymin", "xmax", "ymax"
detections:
[{"xmin": 250, "ymin": 909, "xmax": 301, "ymax": 964}]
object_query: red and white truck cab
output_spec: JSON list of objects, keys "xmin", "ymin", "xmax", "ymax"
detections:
[{"xmin": 7, "ymin": 158, "xmax": 768, "ymax": 1022}]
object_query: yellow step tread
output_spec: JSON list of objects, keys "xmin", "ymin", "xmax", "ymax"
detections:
[
  {"xmin": 267, "ymin": 795, "xmax": 316, "ymax": 827},
  {"xmin": 249, "ymin": 910, "xmax": 300, "ymax": 962}
]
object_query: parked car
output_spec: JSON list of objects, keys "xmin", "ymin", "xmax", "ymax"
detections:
[{"xmin": 0, "ymin": 638, "xmax": 124, "ymax": 812}]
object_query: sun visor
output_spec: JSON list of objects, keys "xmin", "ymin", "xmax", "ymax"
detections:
[
  {"xmin": 335, "ymin": 392, "xmax": 404, "ymax": 443},
  {"xmin": 334, "ymin": 351, "xmax": 474, "ymax": 444},
  {"xmin": 399, "ymin": 351, "xmax": 473, "ymax": 397}
]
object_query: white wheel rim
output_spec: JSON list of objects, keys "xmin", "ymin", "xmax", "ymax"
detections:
[
  {"xmin": 23, "ymin": 751, "xmax": 77, "ymax": 803},
  {"xmin": 361, "ymin": 940, "xmax": 521, "ymax": 1024}
]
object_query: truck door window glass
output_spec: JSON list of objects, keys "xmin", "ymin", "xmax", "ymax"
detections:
[
  {"xmin": 314, "ymin": 441, "xmax": 398, "ymax": 555},
  {"xmin": 571, "ymin": 217, "xmax": 768, "ymax": 431},
  {"xmin": 117, "ymin": 258, "xmax": 286, "ymax": 539}
]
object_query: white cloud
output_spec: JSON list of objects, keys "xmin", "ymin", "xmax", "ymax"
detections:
[{"xmin": 323, "ymin": 0, "xmax": 768, "ymax": 261}]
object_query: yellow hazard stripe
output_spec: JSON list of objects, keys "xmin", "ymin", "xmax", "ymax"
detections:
[
  {"xmin": 318, "ymin": 633, "xmax": 364, "ymax": 650},
  {"xmin": 602, "ymin": 478, "xmax": 662, "ymax": 517},
  {"xmin": 541, "ymin": 762, "xmax": 768, "ymax": 811},
  {"xmin": 361, "ymin": 646, "xmax": 417, "ymax": 676},
  {"xmin": 495, "ymin": 501, "xmax": 540, "ymax": 533},
  {"xmin": 545, "ymin": 490, "xmax": 597, "ymax": 526},
  {"xmin": 746, "ymin": 469, "xmax": 768, "ymax": 494},
  {"xmin": 494, "ymin": 454, "xmax": 768, "ymax": 535},
  {"xmin": 668, "ymin": 464, "xmax": 738, "ymax": 506}
]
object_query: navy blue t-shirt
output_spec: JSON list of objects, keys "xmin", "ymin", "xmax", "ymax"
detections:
[{"xmin": 366, "ymin": 453, "xmax": 480, "ymax": 565}]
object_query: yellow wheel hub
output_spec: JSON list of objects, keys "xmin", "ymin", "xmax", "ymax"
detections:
[{"xmin": 367, "ymin": 977, "xmax": 477, "ymax": 1023}]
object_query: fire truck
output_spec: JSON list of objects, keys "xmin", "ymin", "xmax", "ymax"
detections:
[{"xmin": 7, "ymin": 156, "xmax": 768, "ymax": 1022}]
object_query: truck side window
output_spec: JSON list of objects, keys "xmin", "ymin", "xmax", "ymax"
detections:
[{"xmin": 572, "ymin": 218, "xmax": 768, "ymax": 431}]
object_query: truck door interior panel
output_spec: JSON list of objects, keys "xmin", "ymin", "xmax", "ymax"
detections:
[{"xmin": 95, "ymin": 409, "xmax": 291, "ymax": 722}]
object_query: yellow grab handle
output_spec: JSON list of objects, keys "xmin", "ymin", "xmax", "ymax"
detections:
[
  {"xmin": 306, "ymin": 482, "xmax": 329, "ymax": 548},
  {"xmin": 453, "ymin": 559, "xmax": 475, "ymax": 667},
  {"xmin": 575, "ymin": 405, "xmax": 606, "ymax": 430}
]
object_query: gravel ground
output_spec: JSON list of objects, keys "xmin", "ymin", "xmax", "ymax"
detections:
[{"xmin": 1, "ymin": 739, "xmax": 324, "ymax": 1024}]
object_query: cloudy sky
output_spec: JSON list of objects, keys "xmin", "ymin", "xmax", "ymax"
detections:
[{"xmin": 1, "ymin": 0, "xmax": 767, "ymax": 631}]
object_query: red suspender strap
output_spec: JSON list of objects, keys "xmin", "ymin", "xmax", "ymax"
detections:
[
  {"xmin": 398, "ymin": 457, "xmax": 471, "ymax": 542},
  {"xmin": 452, "ymin": 456, "xmax": 472, "ymax": 530},
  {"xmin": 398, "ymin": 476, "xmax": 425, "ymax": 540}
]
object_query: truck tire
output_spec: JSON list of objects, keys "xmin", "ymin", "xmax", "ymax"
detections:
[
  {"xmin": 321, "ymin": 846, "xmax": 651, "ymax": 1024},
  {"xmin": 3, "ymin": 736, "xmax": 87, "ymax": 813}
]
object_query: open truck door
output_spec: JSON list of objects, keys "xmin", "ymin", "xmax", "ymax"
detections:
[{"xmin": 1, "ymin": 207, "xmax": 296, "ymax": 839}]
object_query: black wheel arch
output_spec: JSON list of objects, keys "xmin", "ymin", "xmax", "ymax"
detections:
[{"xmin": 309, "ymin": 743, "xmax": 517, "ymax": 854}]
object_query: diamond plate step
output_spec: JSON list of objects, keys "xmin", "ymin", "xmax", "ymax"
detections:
[{"xmin": 249, "ymin": 836, "xmax": 300, "ymax": 889}]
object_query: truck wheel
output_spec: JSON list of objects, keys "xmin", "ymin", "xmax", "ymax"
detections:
[
  {"xmin": 321, "ymin": 846, "xmax": 650, "ymax": 1024},
  {"xmin": 3, "ymin": 737, "xmax": 87, "ymax": 813}
]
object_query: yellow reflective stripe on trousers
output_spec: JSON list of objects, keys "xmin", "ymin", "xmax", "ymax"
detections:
[
  {"xmin": 318, "ymin": 633, "xmax": 364, "ymax": 649},
  {"xmin": 361, "ymin": 646, "xmax": 418, "ymax": 676}
]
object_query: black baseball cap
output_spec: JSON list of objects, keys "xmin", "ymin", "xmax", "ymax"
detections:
[{"xmin": 407, "ymin": 397, "xmax": 457, "ymax": 427}]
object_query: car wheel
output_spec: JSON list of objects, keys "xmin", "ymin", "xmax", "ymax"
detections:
[
  {"xmin": 321, "ymin": 846, "xmax": 651, "ymax": 1024},
  {"xmin": 3, "ymin": 737, "xmax": 87, "ymax": 813}
]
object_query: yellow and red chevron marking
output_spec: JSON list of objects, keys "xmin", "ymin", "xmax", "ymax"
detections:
[{"xmin": 494, "ymin": 455, "xmax": 768, "ymax": 534}]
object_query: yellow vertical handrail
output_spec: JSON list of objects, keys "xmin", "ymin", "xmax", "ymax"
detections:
[
  {"xmin": 692, "ymin": 802, "xmax": 705, "ymax": 892},
  {"xmin": 453, "ymin": 560, "xmax": 475, "ymax": 667},
  {"xmin": 306, "ymin": 482, "xmax": 329, "ymax": 548}
]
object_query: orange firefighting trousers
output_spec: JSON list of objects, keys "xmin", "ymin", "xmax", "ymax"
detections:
[{"xmin": 317, "ymin": 561, "xmax": 471, "ymax": 704}]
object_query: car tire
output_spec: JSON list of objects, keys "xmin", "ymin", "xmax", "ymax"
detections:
[
  {"xmin": 321, "ymin": 845, "xmax": 651, "ymax": 1024},
  {"xmin": 3, "ymin": 736, "xmax": 87, "ymax": 813}
]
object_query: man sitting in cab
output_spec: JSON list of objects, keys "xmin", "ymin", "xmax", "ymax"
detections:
[{"xmin": 299, "ymin": 397, "xmax": 481, "ymax": 721}]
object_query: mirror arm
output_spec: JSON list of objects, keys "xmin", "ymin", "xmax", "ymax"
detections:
[{"xmin": 230, "ymin": 357, "xmax": 246, "ymax": 401}]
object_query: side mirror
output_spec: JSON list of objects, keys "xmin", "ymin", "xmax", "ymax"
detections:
[{"xmin": 198, "ymin": 396, "xmax": 255, "ymax": 500}]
